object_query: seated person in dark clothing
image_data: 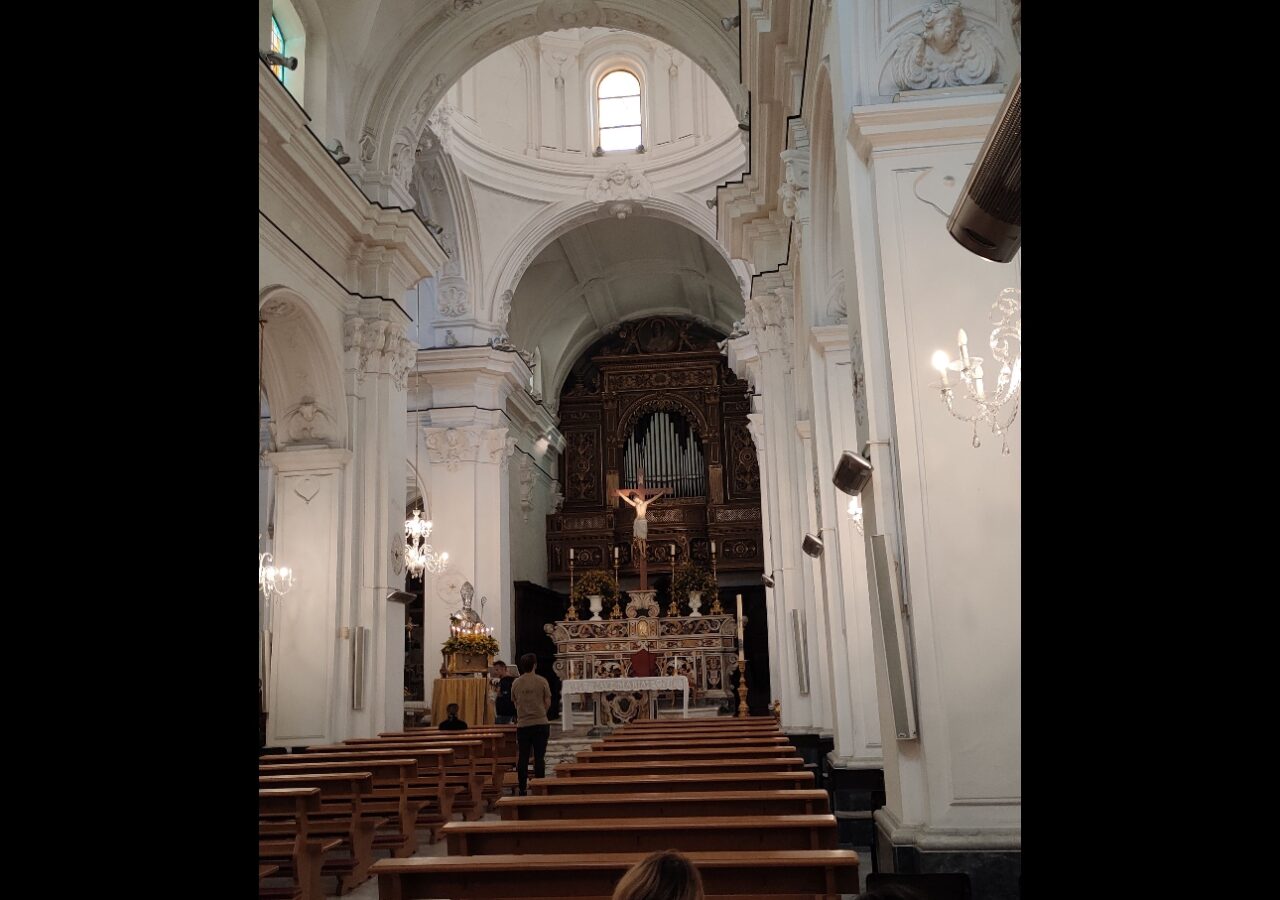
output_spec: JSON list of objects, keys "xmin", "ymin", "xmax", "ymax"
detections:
[{"xmin": 438, "ymin": 702, "xmax": 468, "ymax": 730}]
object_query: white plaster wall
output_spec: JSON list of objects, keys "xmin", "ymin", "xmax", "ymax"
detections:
[
  {"xmin": 508, "ymin": 448, "xmax": 553, "ymax": 588},
  {"xmin": 874, "ymin": 145, "xmax": 1021, "ymax": 826}
]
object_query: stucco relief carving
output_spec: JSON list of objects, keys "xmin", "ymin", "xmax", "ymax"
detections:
[
  {"xmin": 437, "ymin": 279, "xmax": 470, "ymax": 318},
  {"xmin": 425, "ymin": 427, "xmax": 483, "ymax": 471},
  {"xmin": 280, "ymin": 397, "xmax": 338, "ymax": 446},
  {"xmin": 587, "ymin": 165, "xmax": 652, "ymax": 204},
  {"xmin": 359, "ymin": 130, "xmax": 376, "ymax": 165},
  {"xmin": 472, "ymin": 12, "xmax": 538, "ymax": 52},
  {"xmin": 518, "ymin": 455, "xmax": 535, "ymax": 521},
  {"xmin": 778, "ymin": 148, "xmax": 810, "ymax": 220},
  {"xmin": 389, "ymin": 335, "xmax": 416, "ymax": 390},
  {"xmin": 261, "ymin": 297, "xmax": 296, "ymax": 320},
  {"xmin": 890, "ymin": 1, "xmax": 997, "ymax": 91},
  {"xmin": 549, "ymin": 479, "xmax": 565, "ymax": 512},
  {"xmin": 294, "ymin": 476, "xmax": 321, "ymax": 504},
  {"xmin": 603, "ymin": 8, "xmax": 670, "ymax": 38},
  {"xmin": 744, "ymin": 288, "xmax": 794, "ymax": 366},
  {"xmin": 452, "ymin": 0, "xmax": 482, "ymax": 12},
  {"xmin": 496, "ymin": 290, "xmax": 513, "ymax": 331},
  {"xmin": 345, "ymin": 314, "xmax": 405, "ymax": 382},
  {"xmin": 482, "ymin": 429, "xmax": 518, "ymax": 470},
  {"xmin": 390, "ymin": 141, "xmax": 414, "ymax": 190},
  {"xmin": 537, "ymin": 0, "xmax": 602, "ymax": 30}
]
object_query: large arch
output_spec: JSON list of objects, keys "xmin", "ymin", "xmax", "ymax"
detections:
[
  {"xmin": 488, "ymin": 195, "xmax": 730, "ymax": 324},
  {"xmin": 353, "ymin": 0, "xmax": 745, "ymax": 197},
  {"xmin": 258, "ymin": 285, "xmax": 349, "ymax": 451}
]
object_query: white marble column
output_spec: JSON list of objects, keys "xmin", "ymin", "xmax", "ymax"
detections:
[
  {"xmin": 415, "ymin": 348, "xmax": 532, "ymax": 677},
  {"xmin": 810, "ymin": 326, "xmax": 883, "ymax": 766},
  {"xmin": 726, "ymin": 278, "xmax": 832, "ymax": 731},
  {"xmin": 341, "ymin": 301, "xmax": 416, "ymax": 740}
]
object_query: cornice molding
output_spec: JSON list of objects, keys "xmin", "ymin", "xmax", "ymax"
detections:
[{"xmin": 847, "ymin": 90, "xmax": 1005, "ymax": 161}]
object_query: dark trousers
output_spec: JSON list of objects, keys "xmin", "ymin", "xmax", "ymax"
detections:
[{"xmin": 516, "ymin": 723, "xmax": 551, "ymax": 794}]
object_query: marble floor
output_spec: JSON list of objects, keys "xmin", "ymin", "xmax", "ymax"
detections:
[{"xmin": 296, "ymin": 726, "xmax": 869, "ymax": 899}]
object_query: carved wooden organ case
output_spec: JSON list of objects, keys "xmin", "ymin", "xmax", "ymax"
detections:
[{"xmin": 548, "ymin": 316, "xmax": 764, "ymax": 580}]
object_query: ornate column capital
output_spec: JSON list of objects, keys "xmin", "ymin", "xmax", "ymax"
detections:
[
  {"xmin": 344, "ymin": 312, "xmax": 413, "ymax": 388},
  {"xmin": 423, "ymin": 426, "xmax": 482, "ymax": 472}
]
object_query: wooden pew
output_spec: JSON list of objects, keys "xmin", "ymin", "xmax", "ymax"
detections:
[
  {"xmin": 601, "ymin": 729, "xmax": 785, "ymax": 743},
  {"xmin": 531, "ymin": 770, "xmax": 815, "ymax": 795},
  {"xmin": 319, "ymin": 741, "xmax": 489, "ymax": 815},
  {"xmin": 555, "ymin": 757, "xmax": 806, "ymax": 778},
  {"xmin": 258, "ymin": 771, "xmax": 387, "ymax": 893},
  {"xmin": 589, "ymin": 736, "xmax": 791, "ymax": 751},
  {"xmin": 443, "ymin": 814, "xmax": 838, "ymax": 855},
  {"xmin": 284, "ymin": 745, "xmax": 478, "ymax": 824},
  {"xmin": 341, "ymin": 734, "xmax": 506, "ymax": 804},
  {"xmin": 259, "ymin": 759, "xmax": 422, "ymax": 854},
  {"xmin": 619, "ymin": 717, "xmax": 779, "ymax": 726},
  {"xmin": 496, "ymin": 789, "xmax": 830, "ymax": 821},
  {"xmin": 372, "ymin": 849, "xmax": 859, "ymax": 899},
  {"xmin": 387, "ymin": 726, "xmax": 519, "ymax": 761},
  {"xmin": 258, "ymin": 788, "xmax": 345, "ymax": 900},
  {"xmin": 576, "ymin": 746, "xmax": 795, "ymax": 763}
]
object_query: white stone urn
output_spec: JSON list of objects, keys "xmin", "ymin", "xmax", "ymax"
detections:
[
  {"xmin": 687, "ymin": 591, "xmax": 704, "ymax": 617},
  {"xmin": 588, "ymin": 594, "xmax": 604, "ymax": 621}
]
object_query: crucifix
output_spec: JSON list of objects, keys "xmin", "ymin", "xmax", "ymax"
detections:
[{"xmin": 615, "ymin": 466, "xmax": 670, "ymax": 590}]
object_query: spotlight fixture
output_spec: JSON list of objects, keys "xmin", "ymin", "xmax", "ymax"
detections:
[
  {"xmin": 761, "ymin": 571, "xmax": 777, "ymax": 589},
  {"xmin": 706, "ymin": 197, "xmax": 718, "ymax": 210},
  {"xmin": 832, "ymin": 450, "xmax": 873, "ymax": 497},
  {"xmin": 325, "ymin": 140, "xmax": 351, "ymax": 165},
  {"xmin": 262, "ymin": 51, "xmax": 298, "ymax": 71},
  {"xmin": 721, "ymin": 14, "xmax": 740, "ymax": 31},
  {"xmin": 802, "ymin": 533, "xmax": 824, "ymax": 558},
  {"xmin": 423, "ymin": 219, "xmax": 445, "ymax": 236}
]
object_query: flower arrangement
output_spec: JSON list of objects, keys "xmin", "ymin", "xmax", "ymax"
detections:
[
  {"xmin": 671, "ymin": 561, "xmax": 717, "ymax": 598},
  {"xmin": 571, "ymin": 569, "xmax": 619, "ymax": 607},
  {"xmin": 441, "ymin": 633, "xmax": 500, "ymax": 656}
]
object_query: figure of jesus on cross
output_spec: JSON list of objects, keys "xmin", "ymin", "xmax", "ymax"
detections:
[{"xmin": 615, "ymin": 466, "xmax": 669, "ymax": 590}]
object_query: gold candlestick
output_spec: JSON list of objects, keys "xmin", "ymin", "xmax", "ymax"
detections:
[
  {"xmin": 611, "ymin": 553, "xmax": 623, "ymax": 618},
  {"xmin": 736, "ymin": 658, "xmax": 749, "ymax": 717},
  {"xmin": 709, "ymin": 542, "xmax": 724, "ymax": 614},
  {"xmin": 666, "ymin": 543, "xmax": 680, "ymax": 616},
  {"xmin": 566, "ymin": 555, "xmax": 579, "ymax": 620}
]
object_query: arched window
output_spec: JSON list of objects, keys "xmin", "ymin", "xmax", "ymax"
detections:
[
  {"xmin": 597, "ymin": 70, "xmax": 642, "ymax": 153},
  {"xmin": 270, "ymin": 16, "xmax": 286, "ymax": 83}
]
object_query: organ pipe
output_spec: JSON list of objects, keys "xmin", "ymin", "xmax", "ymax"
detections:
[{"xmin": 622, "ymin": 411, "xmax": 706, "ymax": 498}]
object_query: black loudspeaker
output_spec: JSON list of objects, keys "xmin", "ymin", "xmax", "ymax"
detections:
[{"xmin": 947, "ymin": 72, "xmax": 1020, "ymax": 263}]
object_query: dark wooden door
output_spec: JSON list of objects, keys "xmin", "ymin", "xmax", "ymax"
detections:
[{"xmin": 513, "ymin": 581, "xmax": 567, "ymax": 718}]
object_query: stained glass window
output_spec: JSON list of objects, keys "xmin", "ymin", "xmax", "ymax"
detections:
[
  {"xmin": 598, "ymin": 70, "xmax": 641, "ymax": 152},
  {"xmin": 271, "ymin": 16, "xmax": 285, "ymax": 82}
]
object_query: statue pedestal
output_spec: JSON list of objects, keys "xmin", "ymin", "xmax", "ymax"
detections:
[{"xmin": 626, "ymin": 589, "xmax": 659, "ymax": 618}]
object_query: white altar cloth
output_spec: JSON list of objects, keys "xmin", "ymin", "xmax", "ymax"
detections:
[{"xmin": 559, "ymin": 676, "xmax": 689, "ymax": 732}]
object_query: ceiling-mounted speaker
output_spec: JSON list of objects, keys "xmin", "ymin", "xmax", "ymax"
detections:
[{"xmin": 947, "ymin": 72, "xmax": 1021, "ymax": 263}]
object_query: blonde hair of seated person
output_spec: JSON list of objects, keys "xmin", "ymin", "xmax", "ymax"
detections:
[{"xmin": 612, "ymin": 850, "xmax": 705, "ymax": 900}]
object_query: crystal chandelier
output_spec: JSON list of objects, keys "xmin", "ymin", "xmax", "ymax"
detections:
[
  {"xmin": 403, "ymin": 285, "xmax": 450, "ymax": 579},
  {"xmin": 404, "ymin": 509, "xmax": 449, "ymax": 577},
  {"xmin": 259, "ymin": 546, "xmax": 295, "ymax": 600},
  {"xmin": 931, "ymin": 287, "xmax": 1021, "ymax": 454},
  {"xmin": 846, "ymin": 496, "xmax": 864, "ymax": 536}
]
